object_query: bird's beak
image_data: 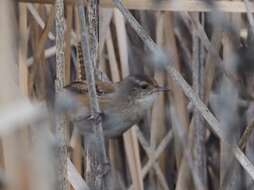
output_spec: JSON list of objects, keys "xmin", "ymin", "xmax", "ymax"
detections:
[{"xmin": 155, "ymin": 86, "xmax": 170, "ymax": 92}]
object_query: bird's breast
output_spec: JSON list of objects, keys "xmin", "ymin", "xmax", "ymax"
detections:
[
  {"xmin": 102, "ymin": 97, "xmax": 155, "ymax": 137},
  {"xmin": 102, "ymin": 110, "xmax": 141, "ymax": 137}
]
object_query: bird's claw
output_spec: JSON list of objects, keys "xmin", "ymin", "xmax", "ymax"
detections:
[
  {"xmin": 87, "ymin": 112, "xmax": 104, "ymax": 125},
  {"xmin": 99, "ymin": 161, "xmax": 111, "ymax": 177}
]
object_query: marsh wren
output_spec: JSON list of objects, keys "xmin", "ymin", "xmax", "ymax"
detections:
[{"xmin": 62, "ymin": 74, "xmax": 169, "ymax": 138}]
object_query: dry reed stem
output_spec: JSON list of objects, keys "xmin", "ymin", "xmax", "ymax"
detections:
[
  {"xmin": 171, "ymin": 107, "xmax": 206, "ymax": 190},
  {"xmin": 150, "ymin": 13, "xmax": 168, "ymax": 189},
  {"xmin": 113, "ymin": 9, "xmax": 129, "ymax": 75},
  {"xmin": 19, "ymin": 3, "xmax": 29, "ymax": 96},
  {"xmin": 71, "ymin": 8, "xmax": 83, "ymax": 182},
  {"xmin": 164, "ymin": 13, "xmax": 189, "ymax": 170},
  {"xmin": 106, "ymin": 30, "xmax": 120, "ymax": 81},
  {"xmin": 35, "ymin": 5, "xmax": 55, "ymax": 60},
  {"xmin": 204, "ymin": 30, "xmax": 222, "ymax": 103},
  {"xmin": 142, "ymin": 130, "xmax": 172, "ymax": 176},
  {"xmin": 67, "ymin": 159, "xmax": 90, "ymax": 190},
  {"xmin": 128, "ymin": 127, "xmax": 173, "ymax": 190},
  {"xmin": 65, "ymin": 5, "xmax": 73, "ymax": 85},
  {"xmin": 99, "ymin": 8, "xmax": 113, "ymax": 56},
  {"xmin": 55, "ymin": 0, "xmax": 68, "ymax": 189},
  {"xmin": 104, "ymin": 28, "xmax": 120, "ymax": 189},
  {"xmin": 163, "ymin": 14, "xmax": 191, "ymax": 190},
  {"xmin": 134, "ymin": 127, "xmax": 170, "ymax": 190},
  {"xmin": 17, "ymin": 7, "xmax": 31, "ymax": 190},
  {"xmin": 27, "ymin": 3, "xmax": 55, "ymax": 40},
  {"xmin": 192, "ymin": 13, "xmax": 208, "ymax": 189},
  {"xmin": 123, "ymin": 130, "xmax": 143, "ymax": 190},
  {"xmin": 76, "ymin": 0, "xmax": 108, "ymax": 189},
  {"xmin": 27, "ymin": 46, "xmax": 56, "ymax": 65},
  {"xmin": 174, "ymin": 27, "xmax": 192, "ymax": 71},
  {"xmin": 180, "ymin": 12, "xmax": 236, "ymax": 83}
]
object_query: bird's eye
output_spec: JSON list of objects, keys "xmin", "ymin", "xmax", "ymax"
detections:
[{"xmin": 140, "ymin": 84, "xmax": 148, "ymax": 89}]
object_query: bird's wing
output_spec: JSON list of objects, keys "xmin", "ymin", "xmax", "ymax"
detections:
[
  {"xmin": 64, "ymin": 80, "xmax": 115, "ymax": 95},
  {"xmin": 94, "ymin": 80, "xmax": 115, "ymax": 95},
  {"xmin": 63, "ymin": 80, "xmax": 115, "ymax": 110},
  {"xmin": 64, "ymin": 80, "xmax": 88, "ymax": 94}
]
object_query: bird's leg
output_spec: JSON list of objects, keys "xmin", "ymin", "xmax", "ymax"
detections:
[
  {"xmin": 99, "ymin": 161, "xmax": 111, "ymax": 177},
  {"xmin": 87, "ymin": 111, "xmax": 104, "ymax": 125},
  {"xmin": 72, "ymin": 111, "xmax": 103, "ymax": 123}
]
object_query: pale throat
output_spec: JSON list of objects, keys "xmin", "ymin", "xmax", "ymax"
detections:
[{"xmin": 137, "ymin": 93, "xmax": 157, "ymax": 109}]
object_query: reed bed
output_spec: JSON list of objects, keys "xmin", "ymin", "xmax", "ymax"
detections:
[{"xmin": 0, "ymin": 0, "xmax": 254, "ymax": 190}]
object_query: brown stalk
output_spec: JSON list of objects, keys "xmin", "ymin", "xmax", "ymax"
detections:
[
  {"xmin": 128, "ymin": 128, "xmax": 173, "ymax": 190},
  {"xmin": 135, "ymin": 127, "xmax": 170, "ymax": 190}
]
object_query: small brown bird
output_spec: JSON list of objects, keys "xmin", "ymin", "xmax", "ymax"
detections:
[{"xmin": 62, "ymin": 74, "xmax": 169, "ymax": 138}]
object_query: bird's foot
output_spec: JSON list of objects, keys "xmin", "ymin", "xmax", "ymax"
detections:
[
  {"xmin": 99, "ymin": 161, "xmax": 111, "ymax": 177},
  {"xmin": 73, "ymin": 111, "xmax": 103, "ymax": 125},
  {"xmin": 87, "ymin": 111, "xmax": 104, "ymax": 125}
]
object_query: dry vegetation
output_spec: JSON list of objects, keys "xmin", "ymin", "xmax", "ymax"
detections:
[{"xmin": 1, "ymin": 0, "xmax": 254, "ymax": 190}]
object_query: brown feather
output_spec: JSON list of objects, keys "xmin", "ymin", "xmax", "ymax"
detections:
[{"xmin": 63, "ymin": 80, "xmax": 115, "ymax": 110}]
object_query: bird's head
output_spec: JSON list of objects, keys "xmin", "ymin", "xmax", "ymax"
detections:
[{"xmin": 117, "ymin": 74, "xmax": 169, "ymax": 104}]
